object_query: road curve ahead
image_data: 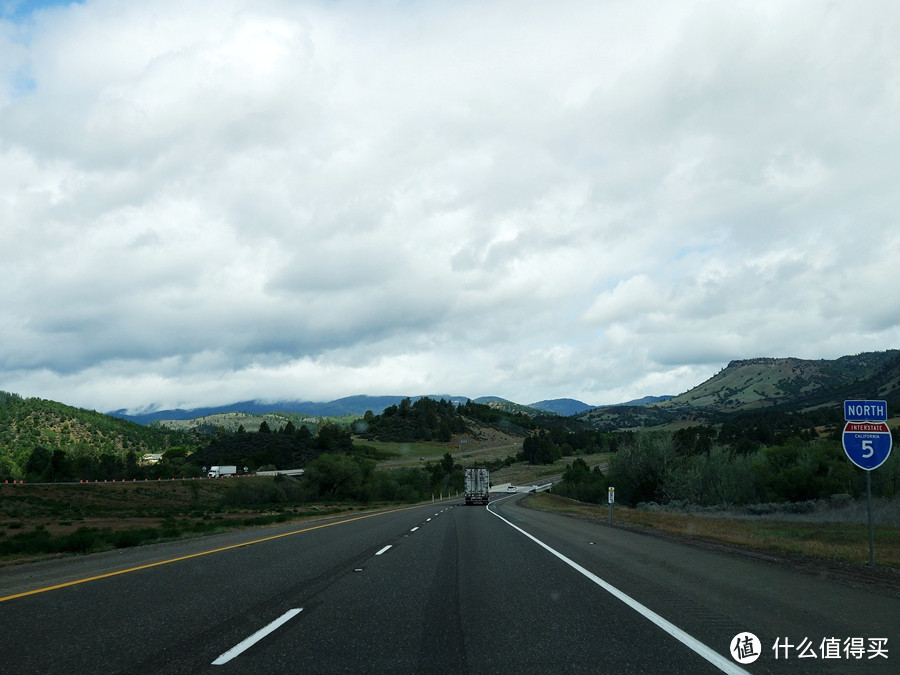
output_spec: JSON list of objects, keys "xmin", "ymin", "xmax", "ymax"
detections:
[{"xmin": 0, "ymin": 497, "xmax": 895, "ymax": 674}]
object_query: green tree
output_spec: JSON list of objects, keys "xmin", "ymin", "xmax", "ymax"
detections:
[
  {"xmin": 606, "ymin": 432, "xmax": 676, "ymax": 505},
  {"xmin": 50, "ymin": 448, "xmax": 71, "ymax": 482},
  {"xmin": 316, "ymin": 423, "xmax": 352, "ymax": 453},
  {"xmin": 562, "ymin": 457, "xmax": 591, "ymax": 483},
  {"xmin": 0, "ymin": 455, "xmax": 22, "ymax": 481},
  {"xmin": 522, "ymin": 431, "xmax": 561, "ymax": 464},
  {"xmin": 399, "ymin": 397, "xmax": 412, "ymax": 416},
  {"xmin": 25, "ymin": 446, "xmax": 52, "ymax": 481},
  {"xmin": 437, "ymin": 421, "xmax": 452, "ymax": 442},
  {"xmin": 554, "ymin": 458, "xmax": 607, "ymax": 502},
  {"xmin": 440, "ymin": 452, "xmax": 455, "ymax": 474},
  {"xmin": 303, "ymin": 454, "xmax": 374, "ymax": 499}
]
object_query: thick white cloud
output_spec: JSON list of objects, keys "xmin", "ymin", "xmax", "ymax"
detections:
[{"xmin": 2, "ymin": 0, "xmax": 899, "ymax": 412}]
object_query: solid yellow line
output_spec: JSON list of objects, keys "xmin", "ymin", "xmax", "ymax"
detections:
[{"xmin": 0, "ymin": 504, "xmax": 425, "ymax": 603}]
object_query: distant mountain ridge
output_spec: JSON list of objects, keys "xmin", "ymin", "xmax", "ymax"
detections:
[
  {"xmin": 528, "ymin": 398, "xmax": 594, "ymax": 415},
  {"xmin": 108, "ymin": 349, "xmax": 900, "ymax": 428},
  {"xmin": 110, "ymin": 394, "xmax": 472, "ymax": 425},
  {"xmin": 112, "ymin": 394, "xmax": 673, "ymax": 425},
  {"xmin": 526, "ymin": 396, "xmax": 672, "ymax": 416}
]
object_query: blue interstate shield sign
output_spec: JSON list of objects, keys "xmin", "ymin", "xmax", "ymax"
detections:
[{"xmin": 842, "ymin": 421, "xmax": 892, "ymax": 471}]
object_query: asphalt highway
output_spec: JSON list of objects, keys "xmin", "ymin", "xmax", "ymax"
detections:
[{"xmin": 0, "ymin": 496, "xmax": 896, "ymax": 674}]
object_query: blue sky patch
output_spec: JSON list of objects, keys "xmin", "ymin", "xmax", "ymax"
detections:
[{"xmin": 1, "ymin": 0, "xmax": 82, "ymax": 22}]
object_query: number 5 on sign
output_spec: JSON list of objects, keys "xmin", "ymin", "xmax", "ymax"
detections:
[{"xmin": 842, "ymin": 422, "xmax": 892, "ymax": 471}]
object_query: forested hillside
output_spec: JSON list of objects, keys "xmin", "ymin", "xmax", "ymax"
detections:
[
  {"xmin": 192, "ymin": 420, "xmax": 346, "ymax": 472},
  {"xmin": 352, "ymin": 397, "xmax": 534, "ymax": 442},
  {"xmin": 0, "ymin": 392, "xmax": 475, "ymax": 517},
  {"xmin": 0, "ymin": 393, "xmax": 524, "ymax": 483},
  {"xmin": 0, "ymin": 392, "xmax": 196, "ymax": 481}
]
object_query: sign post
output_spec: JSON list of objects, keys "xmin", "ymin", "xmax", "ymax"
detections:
[
  {"xmin": 608, "ymin": 486, "xmax": 615, "ymax": 525},
  {"xmin": 842, "ymin": 400, "xmax": 892, "ymax": 565}
]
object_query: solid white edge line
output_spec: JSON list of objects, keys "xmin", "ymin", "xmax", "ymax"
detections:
[
  {"xmin": 486, "ymin": 504, "xmax": 748, "ymax": 675},
  {"xmin": 375, "ymin": 544, "xmax": 392, "ymax": 555},
  {"xmin": 212, "ymin": 608, "xmax": 303, "ymax": 666}
]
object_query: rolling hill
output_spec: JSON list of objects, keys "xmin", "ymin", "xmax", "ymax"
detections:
[
  {"xmin": 578, "ymin": 350, "xmax": 900, "ymax": 429},
  {"xmin": 0, "ymin": 391, "xmax": 195, "ymax": 480},
  {"xmin": 528, "ymin": 398, "xmax": 594, "ymax": 416},
  {"xmin": 661, "ymin": 351, "xmax": 900, "ymax": 413}
]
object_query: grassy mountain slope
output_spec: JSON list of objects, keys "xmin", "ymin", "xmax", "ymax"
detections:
[
  {"xmin": 578, "ymin": 350, "xmax": 900, "ymax": 429},
  {"xmin": 474, "ymin": 397, "xmax": 548, "ymax": 416},
  {"xmin": 661, "ymin": 351, "xmax": 900, "ymax": 413},
  {"xmin": 151, "ymin": 411, "xmax": 320, "ymax": 435}
]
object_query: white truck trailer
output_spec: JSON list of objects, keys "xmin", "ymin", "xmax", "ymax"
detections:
[
  {"xmin": 464, "ymin": 468, "xmax": 490, "ymax": 505},
  {"xmin": 208, "ymin": 465, "xmax": 237, "ymax": 478}
]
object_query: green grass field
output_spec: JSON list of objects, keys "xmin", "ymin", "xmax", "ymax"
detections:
[{"xmin": 355, "ymin": 439, "xmax": 450, "ymax": 461}]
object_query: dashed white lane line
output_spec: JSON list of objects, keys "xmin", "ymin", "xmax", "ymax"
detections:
[
  {"xmin": 215, "ymin": 507, "xmax": 448, "ymax": 665},
  {"xmin": 212, "ymin": 608, "xmax": 303, "ymax": 665}
]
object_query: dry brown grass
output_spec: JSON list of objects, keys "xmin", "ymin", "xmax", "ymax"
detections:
[{"xmin": 528, "ymin": 492, "xmax": 900, "ymax": 568}]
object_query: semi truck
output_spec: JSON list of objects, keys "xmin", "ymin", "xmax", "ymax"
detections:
[
  {"xmin": 208, "ymin": 465, "xmax": 237, "ymax": 478},
  {"xmin": 464, "ymin": 468, "xmax": 490, "ymax": 505}
]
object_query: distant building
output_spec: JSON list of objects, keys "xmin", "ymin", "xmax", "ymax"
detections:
[{"xmin": 140, "ymin": 453, "xmax": 164, "ymax": 465}]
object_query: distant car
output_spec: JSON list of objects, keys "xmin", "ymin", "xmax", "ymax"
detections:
[{"xmin": 506, "ymin": 485, "xmax": 517, "ymax": 493}]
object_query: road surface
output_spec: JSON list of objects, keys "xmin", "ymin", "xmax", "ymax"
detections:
[{"xmin": 0, "ymin": 495, "xmax": 896, "ymax": 673}]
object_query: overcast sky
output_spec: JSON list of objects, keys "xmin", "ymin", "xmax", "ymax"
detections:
[{"xmin": 2, "ymin": 0, "xmax": 899, "ymax": 414}]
